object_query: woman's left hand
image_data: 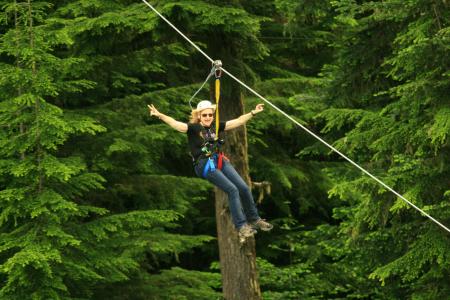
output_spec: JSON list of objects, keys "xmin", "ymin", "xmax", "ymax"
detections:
[{"xmin": 253, "ymin": 103, "xmax": 264, "ymax": 114}]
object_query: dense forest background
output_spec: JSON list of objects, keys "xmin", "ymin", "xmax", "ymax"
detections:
[{"xmin": 0, "ymin": 0, "xmax": 449, "ymax": 299}]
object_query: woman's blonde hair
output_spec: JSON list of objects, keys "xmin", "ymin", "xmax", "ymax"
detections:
[{"xmin": 189, "ymin": 110, "xmax": 201, "ymax": 124}]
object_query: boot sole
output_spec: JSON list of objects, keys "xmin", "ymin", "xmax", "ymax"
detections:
[
  {"xmin": 252, "ymin": 225, "xmax": 273, "ymax": 232},
  {"xmin": 259, "ymin": 227, "xmax": 273, "ymax": 231}
]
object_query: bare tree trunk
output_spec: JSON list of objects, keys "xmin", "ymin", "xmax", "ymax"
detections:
[
  {"xmin": 211, "ymin": 48, "xmax": 261, "ymax": 299},
  {"xmin": 215, "ymin": 130, "xmax": 261, "ymax": 300}
]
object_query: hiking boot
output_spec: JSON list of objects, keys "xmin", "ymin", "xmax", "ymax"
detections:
[
  {"xmin": 251, "ymin": 219, "xmax": 273, "ymax": 232},
  {"xmin": 238, "ymin": 224, "xmax": 256, "ymax": 241}
]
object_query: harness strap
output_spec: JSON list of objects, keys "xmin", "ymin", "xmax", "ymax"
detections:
[
  {"xmin": 202, "ymin": 157, "xmax": 216, "ymax": 178},
  {"xmin": 201, "ymin": 152, "xmax": 228, "ymax": 178},
  {"xmin": 213, "ymin": 60, "xmax": 222, "ymax": 138},
  {"xmin": 217, "ymin": 152, "xmax": 228, "ymax": 170}
]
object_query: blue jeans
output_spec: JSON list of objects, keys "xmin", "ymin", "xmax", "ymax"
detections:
[{"xmin": 195, "ymin": 158, "xmax": 260, "ymax": 229}]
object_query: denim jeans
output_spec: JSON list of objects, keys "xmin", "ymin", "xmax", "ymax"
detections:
[{"xmin": 195, "ymin": 158, "xmax": 260, "ymax": 229}]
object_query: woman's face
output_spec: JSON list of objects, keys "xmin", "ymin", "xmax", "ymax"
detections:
[{"xmin": 199, "ymin": 108, "xmax": 214, "ymax": 127}]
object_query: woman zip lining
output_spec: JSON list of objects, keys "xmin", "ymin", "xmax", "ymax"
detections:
[{"xmin": 148, "ymin": 100, "xmax": 273, "ymax": 241}]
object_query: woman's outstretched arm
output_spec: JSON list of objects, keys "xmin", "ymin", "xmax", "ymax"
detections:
[
  {"xmin": 224, "ymin": 104, "xmax": 264, "ymax": 131},
  {"xmin": 148, "ymin": 104, "xmax": 188, "ymax": 133}
]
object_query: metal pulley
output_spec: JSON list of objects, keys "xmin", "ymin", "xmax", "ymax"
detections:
[{"xmin": 213, "ymin": 60, "xmax": 222, "ymax": 78}]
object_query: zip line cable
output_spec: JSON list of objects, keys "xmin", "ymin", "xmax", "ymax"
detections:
[
  {"xmin": 142, "ymin": 0, "xmax": 214, "ymax": 64},
  {"xmin": 141, "ymin": 0, "xmax": 450, "ymax": 234}
]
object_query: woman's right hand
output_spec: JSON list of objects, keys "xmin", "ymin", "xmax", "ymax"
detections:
[{"xmin": 148, "ymin": 104, "xmax": 161, "ymax": 118}]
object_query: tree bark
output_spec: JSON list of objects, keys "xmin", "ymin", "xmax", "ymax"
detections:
[{"xmin": 211, "ymin": 45, "xmax": 261, "ymax": 300}]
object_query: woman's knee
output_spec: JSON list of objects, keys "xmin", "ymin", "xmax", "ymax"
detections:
[
  {"xmin": 225, "ymin": 184, "xmax": 239, "ymax": 197},
  {"xmin": 238, "ymin": 184, "xmax": 251, "ymax": 195}
]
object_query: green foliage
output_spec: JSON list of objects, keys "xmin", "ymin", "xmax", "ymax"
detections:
[
  {"xmin": 143, "ymin": 267, "xmax": 221, "ymax": 300},
  {"xmin": 1, "ymin": 0, "xmax": 449, "ymax": 298},
  {"xmin": 0, "ymin": 1, "xmax": 217, "ymax": 298},
  {"xmin": 315, "ymin": 0, "xmax": 450, "ymax": 298}
]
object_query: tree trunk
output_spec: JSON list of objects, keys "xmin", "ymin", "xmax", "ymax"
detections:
[{"xmin": 211, "ymin": 42, "xmax": 262, "ymax": 300}]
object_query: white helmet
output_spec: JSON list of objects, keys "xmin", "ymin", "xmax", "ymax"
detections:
[{"xmin": 196, "ymin": 100, "xmax": 216, "ymax": 112}]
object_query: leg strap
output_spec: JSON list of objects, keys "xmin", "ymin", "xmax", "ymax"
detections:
[
  {"xmin": 218, "ymin": 152, "xmax": 228, "ymax": 170},
  {"xmin": 202, "ymin": 157, "xmax": 216, "ymax": 178}
]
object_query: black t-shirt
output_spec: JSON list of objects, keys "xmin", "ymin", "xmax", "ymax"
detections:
[{"xmin": 187, "ymin": 122, "xmax": 226, "ymax": 161}]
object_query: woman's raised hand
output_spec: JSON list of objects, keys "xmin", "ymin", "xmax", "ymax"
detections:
[
  {"xmin": 253, "ymin": 103, "xmax": 264, "ymax": 114},
  {"xmin": 148, "ymin": 104, "xmax": 161, "ymax": 118}
]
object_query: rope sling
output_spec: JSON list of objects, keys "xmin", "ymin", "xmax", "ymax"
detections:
[{"xmin": 141, "ymin": 0, "xmax": 450, "ymax": 234}]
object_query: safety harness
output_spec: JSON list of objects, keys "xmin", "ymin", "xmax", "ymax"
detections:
[
  {"xmin": 199, "ymin": 125, "xmax": 228, "ymax": 178},
  {"xmin": 199, "ymin": 60, "xmax": 228, "ymax": 178}
]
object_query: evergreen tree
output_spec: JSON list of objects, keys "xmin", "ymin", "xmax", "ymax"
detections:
[
  {"xmin": 0, "ymin": 1, "xmax": 211, "ymax": 298},
  {"xmin": 315, "ymin": 0, "xmax": 450, "ymax": 298}
]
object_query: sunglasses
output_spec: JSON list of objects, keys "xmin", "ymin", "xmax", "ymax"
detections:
[{"xmin": 201, "ymin": 113, "xmax": 214, "ymax": 117}]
